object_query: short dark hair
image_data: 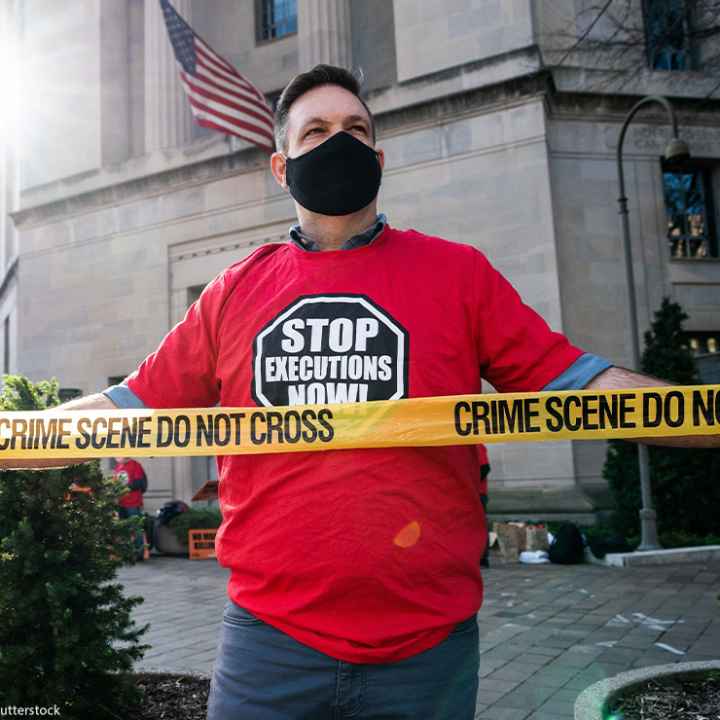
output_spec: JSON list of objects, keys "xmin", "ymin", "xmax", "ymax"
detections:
[{"xmin": 274, "ymin": 64, "xmax": 375, "ymax": 153}]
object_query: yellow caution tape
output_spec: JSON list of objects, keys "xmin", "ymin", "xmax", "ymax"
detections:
[{"xmin": 0, "ymin": 385, "xmax": 717, "ymax": 459}]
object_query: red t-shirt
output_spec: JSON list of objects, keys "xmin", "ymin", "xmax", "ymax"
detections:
[
  {"xmin": 125, "ymin": 226, "xmax": 582, "ymax": 663},
  {"xmin": 115, "ymin": 459, "xmax": 145, "ymax": 508}
]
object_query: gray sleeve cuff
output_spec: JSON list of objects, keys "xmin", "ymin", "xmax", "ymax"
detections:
[
  {"xmin": 542, "ymin": 353, "xmax": 613, "ymax": 391},
  {"xmin": 102, "ymin": 383, "xmax": 148, "ymax": 409}
]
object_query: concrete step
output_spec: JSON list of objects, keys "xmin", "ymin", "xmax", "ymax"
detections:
[{"xmin": 587, "ymin": 545, "xmax": 720, "ymax": 567}]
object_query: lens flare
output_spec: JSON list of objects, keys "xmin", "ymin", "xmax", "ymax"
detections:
[
  {"xmin": 393, "ymin": 520, "xmax": 421, "ymax": 548},
  {"xmin": 0, "ymin": 30, "xmax": 20, "ymax": 139}
]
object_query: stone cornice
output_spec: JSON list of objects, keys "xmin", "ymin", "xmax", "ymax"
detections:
[
  {"xmin": 11, "ymin": 70, "xmax": 554, "ymax": 230},
  {"xmin": 375, "ymin": 72, "xmax": 551, "ymax": 139},
  {"xmin": 12, "ymin": 62, "xmax": 720, "ymax": 230},
  {"xmin": 545, "ymin": 85, "xmax": 720, "ymax": 127},
  {"xmin": 12, "ymin": 146, "xmax": 270, "ymax": 230}
]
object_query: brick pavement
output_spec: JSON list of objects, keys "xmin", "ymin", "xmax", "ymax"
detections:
[{"xmin": 119, "ymin": 556, "xmax": 720, "ymax": 719}]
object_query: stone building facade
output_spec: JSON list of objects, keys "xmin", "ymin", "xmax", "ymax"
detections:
[{"xmin": 2, "ymin": 0, "xmax": 719, "ymax": 516}]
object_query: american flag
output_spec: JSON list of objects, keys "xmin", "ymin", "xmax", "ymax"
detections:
[{"xmin": 160, "ymin": 0, "xmax": 275, "ymax": 152}]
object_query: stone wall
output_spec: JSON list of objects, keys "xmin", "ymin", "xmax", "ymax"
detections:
[
  {"xmin": 393, "ymin": 0, "xmax": 534, "ymax": 82},
  {"xmin": 192, "ymin": 0, "xmax": 299, "ymax": 95},
  {"xmin": 548, "ymin": 99, "xmax": 720, "ymax": 497},
  {"xmin": 351, "ymin": 0, "xmax": 397, "ymax": 92},
  {"xmin": 20, "ymin": 0, "xmax": 102, "ymax": 189}
]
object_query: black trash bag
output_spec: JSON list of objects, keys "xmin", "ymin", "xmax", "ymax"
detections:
[
  {"xmin": 156, "ymin": 500, "xmax": 190, "ymax": 526},
  {"xmin": 587, "ymin": 534, "xmax": 632, "ymax": 559},
  {"xmin": 548, "ymin": 523, "xmax": 585, "ymax": 564}
]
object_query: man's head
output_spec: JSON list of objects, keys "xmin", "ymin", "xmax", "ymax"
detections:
[
  {"xmin": 270, "ymin": 65, "xmax": 384, "ymax": 219},
  {"xmin": 273, "ymin": 64, "xmax": 375, "ymax": 156}
]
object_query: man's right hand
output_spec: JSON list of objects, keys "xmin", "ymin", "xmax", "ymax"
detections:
[{"xmin": 0, "ymin": 392, "xmax": 119, "ymax": 470}]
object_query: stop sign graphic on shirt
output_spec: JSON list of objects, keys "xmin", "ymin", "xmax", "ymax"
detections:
[{"xmin": 252, "ymin": 294, "xmax": 409, "ymax": 407}]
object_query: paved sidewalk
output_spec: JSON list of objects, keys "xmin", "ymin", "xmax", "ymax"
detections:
[{"xmin": 119, "ymin": 556, "xmax": 720, "ymax": 719}]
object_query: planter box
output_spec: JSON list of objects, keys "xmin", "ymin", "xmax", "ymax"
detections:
[
  {"xmin": 154, "ymin": 523, "xmax": 187, "ymax": 556},
  {"xmin": 575, "ymin": 660, "xmax": 720, "ymax": 720}
]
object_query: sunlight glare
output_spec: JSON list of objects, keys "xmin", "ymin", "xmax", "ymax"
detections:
[{"xmin": 0, "ymin": 29, "xmax": 20, "ymax": 140}]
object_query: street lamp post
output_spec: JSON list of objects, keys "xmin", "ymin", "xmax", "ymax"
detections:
[{"xmin": 616, "ymin": 95, "xmax": 690, "ymax": 552}]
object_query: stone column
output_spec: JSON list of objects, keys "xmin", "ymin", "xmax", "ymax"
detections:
[
  {"xmin": 298, "ymin": 0, "xmax": 352, "ymax": 70},
  {"xmin": 0, "ymin": 0, "xmax": 19, "ymax": 272},
  {"xmin": 144, "ymin": 0, "xmax": 193, "ymax": 151}
]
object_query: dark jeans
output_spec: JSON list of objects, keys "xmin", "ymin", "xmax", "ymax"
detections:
[
  {"xmin": 118, "ymin": 506, "xmax": 145, "ymax": 553},
  {"xmin": 207, "ymin": 601, "xmax": 479, "ymax": 720}
]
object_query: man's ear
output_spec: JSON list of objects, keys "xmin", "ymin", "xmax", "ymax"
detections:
[
  {"xmin": 376, "ymin": 147, "xmax": 385, "ymax": 171},
  {"xmin": 270, "ymin": 151, "xmax": 288, "ymax": 189}
]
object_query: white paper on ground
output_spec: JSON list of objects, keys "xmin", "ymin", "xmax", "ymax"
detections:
[
  {"xmin": 519, "ymin": 550, "xmax": 550, "ymax": 564},
  {"xmin": 655, "ymin": 642, "xmax": 686, "ymax": 655}
]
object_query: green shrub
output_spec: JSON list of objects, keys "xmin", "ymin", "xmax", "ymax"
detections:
[
  {"xmin": 657, "ymin": 531, "xmax": 720, "ymax": 549},
  {"xmin": 0, "ymin": 376, "xmax": 149, "ymax": 718},
  {"xmin": 167, "ymin": 507, "xmax": 222, "ymax": 547},
  {"xmin": 603, "ymin": 298, "xmax": 720, "ymax": 539}
]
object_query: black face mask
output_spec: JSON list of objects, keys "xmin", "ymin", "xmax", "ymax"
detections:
[{"xmin": 285, "ymin": 131, "xmax": 382, "ymax": 216}]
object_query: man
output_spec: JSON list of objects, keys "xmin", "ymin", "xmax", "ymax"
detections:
[
  {"xmin": 113, "ymin": 456, "xmax": 148, "ymax": 561},
  {"xmin": 4, "ymin": 65, "xmax": 717, "ymax": 719}
]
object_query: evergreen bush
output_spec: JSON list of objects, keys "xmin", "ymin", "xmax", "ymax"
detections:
[
  {"xmin": 168, "ymin": 508, "xmax": 222, "ymax": 547},
  {"xmin": 0, "ymin": 376, "xmax": 149, "ymax": 718},
  {"xmin": 603, "ymin": 298, "xmax": 720, "ymax": 539}
]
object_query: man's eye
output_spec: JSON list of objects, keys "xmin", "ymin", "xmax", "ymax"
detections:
[
  {"xmin": 351, "ymin": 125, "xmax": 367, "ymax": 134},
  {"xmin": 304, "ymin": 128, "xmax": 323, "ymax": 138}
]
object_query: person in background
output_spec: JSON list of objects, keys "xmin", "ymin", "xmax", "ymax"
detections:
[
  {"xmin": 114, "ymin": 457, "xmax": 148, "ymax": 561},
  {"xmin": 477, "ymin": 445, "xmax": 491, "ymax": 568}
]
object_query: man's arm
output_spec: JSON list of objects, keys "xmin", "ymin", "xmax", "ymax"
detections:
[
  {"xmin": 0, "ymin": 393, "xmax": 118, "ymax": 471},
  {"xmin": 1, "ymin": 268, "xmax": 232, "ymax": 473},
  {"xmin": 585, "ymin": 366, "xmax": 719, "ymax": 448},
  {"xmin": 127, "ymin": 466, "xmax": 147, "ymax": 491}
]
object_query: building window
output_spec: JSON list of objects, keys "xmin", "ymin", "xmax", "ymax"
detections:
[
  {"xmin": 644, "ymin": 0, "xmax": 694, "ymax": 70},
  {"xmin": 663, "ymin": 161, "xmax": 718, "ymax": 259},
  {"xmin": 187, "ymin": 285, "xmax": 205, "ymax": 307},
  {"xmin": 684, "ymin": 331, "xmax": 719, "ymax": 356},
  {"xmin": 256, "ymin": 0, "xmax": 297, "ymax": 42},
  {"xmin": 684, "ymin": 331, "xmax": 720, "ymax": 382}
]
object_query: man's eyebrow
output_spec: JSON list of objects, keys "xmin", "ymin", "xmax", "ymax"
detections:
[
  {"xmin": 297, "ymin": 114, "xmax": 370, "ymax": 132},
  {"xmin": 344, "ymin": 115, "xmax": 370, "ymax": 126},
  {"xmin": 299, "ymin": 116, "xmax": 330, "ymax": 130}
]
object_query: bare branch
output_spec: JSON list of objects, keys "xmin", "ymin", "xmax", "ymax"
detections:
[
  {"xmin": 545, "ymin": 0, "xmax": 720, "ymax": 99},
  {"xmin": 555, "ymin": 0, "xmax": 615, "ymax": 67},
  {"xmin": 705, "ymin": 77, "xmax": 720, "ymax": 98}
]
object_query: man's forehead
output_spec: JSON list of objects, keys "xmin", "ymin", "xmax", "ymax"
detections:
[{"xmin": 288, "ymin": 85, "xmax": 371, "ymax": 128}]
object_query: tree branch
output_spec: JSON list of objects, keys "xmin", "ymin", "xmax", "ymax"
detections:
[{"xmin": 555, "ymin": 0, "xmax": 616, "ymax": 67}]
